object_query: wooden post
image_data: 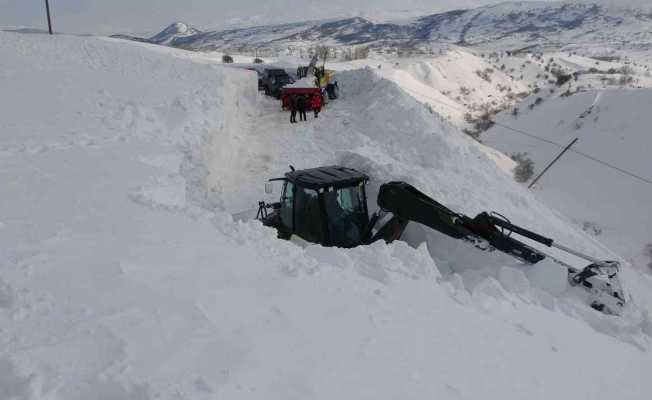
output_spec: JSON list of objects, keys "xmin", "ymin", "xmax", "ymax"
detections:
[
  {"xmin": 45, "ymin": 0, "xmax": 53, "ymax": 35},
  {"xmin": 528, "ymin": 138, "xmax": 579, "ymax": 189}
]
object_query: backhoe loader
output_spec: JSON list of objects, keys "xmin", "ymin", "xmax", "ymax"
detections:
[{"xmin": 257, "ymin": 165, "xmax": 626, "ymax": 315}]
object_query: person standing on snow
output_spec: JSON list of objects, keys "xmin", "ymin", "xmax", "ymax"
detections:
[
  {"xmin": 311, "ymin": 94, "xmax": 322, "ymax": 118},
  {"xmin": 289, "ymin": 95, "xmax": 298, "ymax": 123},
  {"xmin": 297, "ymin": 95, "xmax": 307, "ymax": 122}
]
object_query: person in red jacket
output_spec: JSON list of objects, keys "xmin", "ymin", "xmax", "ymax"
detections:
[{"xmin": 311, "ymin": 94, "xmax": 322, "ymax": 118}]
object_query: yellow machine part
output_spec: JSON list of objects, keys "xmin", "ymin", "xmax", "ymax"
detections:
[{"xmin": 318, "ymin": 70, "xmax": 334, "ymax": 87}]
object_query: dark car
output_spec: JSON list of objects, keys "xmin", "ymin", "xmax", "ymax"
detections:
[{"xmin": 261, "ymin": 68, "xmax": 293, "ymax": 98}]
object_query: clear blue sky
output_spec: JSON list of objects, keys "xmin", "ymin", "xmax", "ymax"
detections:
[{"xmin": 1, "ymin": 0, "xmax": 569, "ymax": 35}]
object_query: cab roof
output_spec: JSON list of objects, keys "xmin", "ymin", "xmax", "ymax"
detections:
[
  {"xmin": 264, "ymin": 68, "xmax": 289, "ymax": 75},
  {"xmin": 285, "ymin": 166, "xmax": 368, "ymax": 190}
]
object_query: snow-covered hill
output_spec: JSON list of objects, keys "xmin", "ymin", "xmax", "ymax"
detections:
[
  {"xmin": 328, "ymin": 47, "xmax": 529, "ymax": 125},
  {"xmin": 2, "ymin": 31, "xmax": 652, "ymax": 400},
  {"xmin": 112, "ymin": 22, "xmax": 201, "ymax": 46},
  {"xmin": 148, "ymin": 22, "xmax": 201, "ymax": 45},
  {"xmin": 114, "ymin": 1, "xmax": 652, "ymax": 53},
  {"xmin": 484, "ymin": 88, "xmax": 652, "ymax": 272}
]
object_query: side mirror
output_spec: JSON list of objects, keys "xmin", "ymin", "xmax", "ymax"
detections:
[{"xmin": 265, "ymin": 182, "xmax": 273, "ymax": 194}]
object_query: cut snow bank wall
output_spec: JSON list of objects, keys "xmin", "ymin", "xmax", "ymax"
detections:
[
  {"xmin": 1, "ymin": 32, "xmax": 652, "ymax": 400},
  {"xmin": 198, "ymin": 64, "xmax": 257, "ymax": 209}
]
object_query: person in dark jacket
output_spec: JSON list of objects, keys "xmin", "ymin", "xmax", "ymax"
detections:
[
  {"xmin": 326, "ymin": 83, "xmax": 336, "ymax": 100},
  {"xmin": 297, "ymin": 95, "xmax": 307, "ymax": 122},
  {"xmin": 310, "ymin": 94, "xmax": 322, "ymax": 118},
  {"xmin": 289, "ymin": 95, "xmax": 298, "ymax": 123}
]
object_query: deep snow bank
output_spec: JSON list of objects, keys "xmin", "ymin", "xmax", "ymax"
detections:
[
  {"xmin": 204, "ymin": 63, "xmax": 652, "ymax": 353},
  {"xmin": 1, "ymin": 32, "xmax": 652, "ymax": 400}
]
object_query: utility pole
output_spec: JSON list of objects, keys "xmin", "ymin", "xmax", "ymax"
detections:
[
  {"xmin": 528, "ymin": 137, "xmax": 579, "ymax": 189},
  {"xmin": 45, "ymin": 0, "xmax": 53, "ymax": 35}
]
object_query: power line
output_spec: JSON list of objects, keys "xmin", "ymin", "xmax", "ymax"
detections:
[
  {"xmin": 491, "ymin": 121, "xmax": 568, "ymax": 149},
  {"xmin": 569, "ymin": 148, "xmax": 652, "ymax": 185},
  {"xmin": 493, "ymin": 121, "xmax": 652, "ymax": 185},
  {"xmin": 415, "ymin": 88, "xmax": 652, "ymax": 186}
]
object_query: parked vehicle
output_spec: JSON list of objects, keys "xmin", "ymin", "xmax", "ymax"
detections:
[
  {"xmin": 261, "ymin": 68, "xmax": 293, "ymax": 98},
  {"xmin": 280, "ymin": 87, "xmax": 322, "ymax": 110}
]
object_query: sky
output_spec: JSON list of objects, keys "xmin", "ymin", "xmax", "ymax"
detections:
[
  {"xmin": 1, "ymin": 0, "xmax": 648, "ymax": 36},
  {"xmin": 0, "ymin": 0, "xmax": 543, "ymax": 35}
]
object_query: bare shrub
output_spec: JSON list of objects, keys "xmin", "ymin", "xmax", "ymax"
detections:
[
  {"xmin": 222, "ymin": 54, "xmax": 234, "ymax": 63},
  {"xmin": 528, "ymin": 97, "xmax": 544, "ymax": 110},
  {"xmin": 474, "ymin": 118, "xmax": 495, "ymax": 132},
  {"xmin": 619, "ymin": 75, "xmax": 633, "ymax": 85},
  {"xmin": 582, "ymin": 221, "xmax": 603, "ymax": 236},
  {"xmin": 462, "ymin": 128, "xmax": 481, "ymax": 141},
  {"xmin": 511, "ymin": 153, "xmax": 535, "ymax": 183},
  {"xmin": 475, "ymin": 68, "xmax": 493, "ymax": 83},
  {"xmin": 620, "ymin": 66, "xmax": 635, "ymax": 75},
  {"xmin": 463, "ymin": 112, "xmax": 495, "ymax": 141}
]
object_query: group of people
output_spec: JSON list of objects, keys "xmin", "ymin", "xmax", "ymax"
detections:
[{"xmin": 288, "ymin": 93, "xmax": 322, "ymax": 124}]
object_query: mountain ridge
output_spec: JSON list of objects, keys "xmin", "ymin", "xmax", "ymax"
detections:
[{"xmin": 111, "ymin": 1, "xmax": 652, "ymax": 52}]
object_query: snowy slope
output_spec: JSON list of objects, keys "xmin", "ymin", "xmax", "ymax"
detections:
[
  {"xmin": 1, "ymin": 31, "xmax": 652, "ymax": 400},
  {"xmin": 484, "ymin": 89, "xmax": 652, "ymax": 272},
  {"xmin": 328, "ymin": 47, "xmax": 528, "ymax": 125}
]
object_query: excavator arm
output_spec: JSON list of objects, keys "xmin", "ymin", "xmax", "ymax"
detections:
[
  {"xmin": 367, "ymin": 182, "xmax": 626, "ymax": 315},
  {"xmin": 367, "ymin": 182, "xmax": 546, "ymax": 264}
]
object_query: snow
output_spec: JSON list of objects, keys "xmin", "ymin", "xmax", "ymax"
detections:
[
  {"xmin": 319, "ymin": 47, "xmax": 652, "ymax": 277},
  {"xmin": 1, "ymin": 30, "xmax": 652, "ymax": 400},
  {"xmin": 330, "ymin": 48, "xmax": 528, "ymax": 125},
  {"xmin": 147, "ymin": 22, "xmax": 200, "ymax": 45},
  {"xmin": 283, "ymin": 77, "xmax": 317, "ymax": 88},
  {"xmin": 484, "ymin": 88, "xmax": 652, "ymax": 273}
]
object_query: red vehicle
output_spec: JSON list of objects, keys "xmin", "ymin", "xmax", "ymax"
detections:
[{"xmin": 280, "ymin": 87, "xmax": 322, "ymax": 110}]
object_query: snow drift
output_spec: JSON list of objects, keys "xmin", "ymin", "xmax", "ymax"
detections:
[{"xmin": 1, "ymin": 31, "xmax": 651, "ymax": 400}]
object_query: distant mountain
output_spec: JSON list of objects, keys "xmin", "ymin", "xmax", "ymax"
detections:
[
  {"xmin": 112, "ymin": 22, "xmax": 200, "ymax": 45},
  {"xmin": 112, "ymin": 1, "xmax": 652, "ymax": 51},
  {"xmin": 148, "ymin": 22, "xmax": 201, "ymax": 45}
]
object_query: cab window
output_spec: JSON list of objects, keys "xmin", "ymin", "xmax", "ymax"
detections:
[
  {"xmin": 324, "ymin": 184, "xmax": 368, "ymax": 247},
  {"xmin": 280, "ymin": 181, "xmax": 294, "ymax": 231},
  {"xmin": 294, "ymin": 187, "xmax": 324, "ymax": 243},
  {"xmin": 336, "ymin": 186, "xmax": 365, "ymax": 214}
]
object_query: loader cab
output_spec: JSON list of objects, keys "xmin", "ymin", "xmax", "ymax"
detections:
[{"xmin": 269, "ymin": 166, "xmax": 370, "ymax": 248}]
